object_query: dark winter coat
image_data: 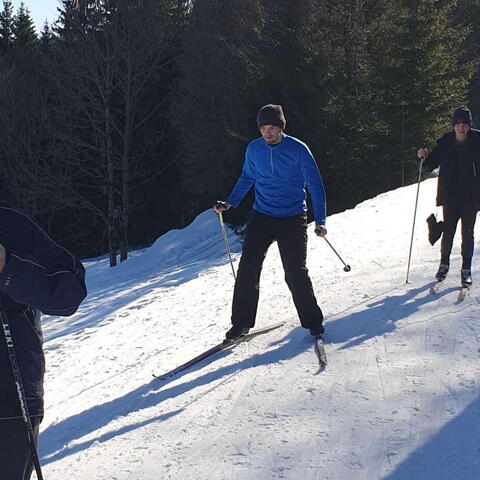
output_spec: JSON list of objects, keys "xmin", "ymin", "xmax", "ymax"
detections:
[
  {"xmin": 422, "ymin": 129, "xmax": 480, "ymax": 210},
  {"xmin": 0, "ymin": 207, "xmax": 87, "ymax": 420}
]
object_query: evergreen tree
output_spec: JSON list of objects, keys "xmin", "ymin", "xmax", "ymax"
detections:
[
  {"xmin": 13, "ymin": 2, "xmax": 37, "ymax": 47},
  {"xmin": 40, "ymin": 20, "xmax": 53, "ymax": 47},
  {"xmin": 259, "ymin": 0, "xmax": 328, "ymax": 134},
  {"xmin": 311, "ymin": 0, "xmax": 381, "ymax": 212},
  {"xmin": 369, "ymin": 0, "xmax": 474, "ymax": 189},
  {"xmin": 53, "ymin": 0, "xmax": 105, "ymax": 41},
  {"xmin": 174, "ymin": 0, "xmax": 264, "ymax": 225},
  {"xmin": 259, "ymin": 0, "xmax": 377, "ymax": 213},
  {"xmin": 0, "ymin": 0, "xmax": 478, "ymax": 262},
  {"xmin": 0, "ymin": 0, "xmax": 14, "ymax": 53},
  {"xmin": 455, "ymin": 0, "xmax": 480, "ymax": 126}
]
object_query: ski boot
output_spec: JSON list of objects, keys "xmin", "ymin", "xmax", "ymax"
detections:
[
  {"xmin": 456, "ymin": 269, "xmax": 473, "ymax": 303},
  {"xmin": 225, "ymin": 324, "xmax": 250, "ymax": 342},
  {"xmin": 461, "ymin": 269, "xmax": 472, "ymax": 289},
  {"xmin": 435, "ymin": 264, "xmax": 449, "ymax": 282},
  {"xmin": 431, "ymin": 264, "xmax": 450, "ymax": 293}
]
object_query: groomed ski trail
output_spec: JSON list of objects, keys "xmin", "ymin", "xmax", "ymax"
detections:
[{"xmin": 38, "ymin": 179, "xmax": 480, "ymax": 480}]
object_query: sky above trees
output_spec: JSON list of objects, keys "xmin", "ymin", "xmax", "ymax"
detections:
[{"xmin": 10, "ymin": 0, "xmax": 58, "ymax": 30}]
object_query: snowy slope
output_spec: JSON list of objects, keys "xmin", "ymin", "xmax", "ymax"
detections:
[{"xmin": 37, "ymin": 178, "xmax": 480, "ymax": 480}]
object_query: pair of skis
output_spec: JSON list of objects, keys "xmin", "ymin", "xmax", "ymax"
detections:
[
  {"xmin": 430, "ymin": 280, "xmax": 471, "ymax": 303},
  {"xmin": 152, "ymin": 321, "xmax": 327, "ymax": 381}
]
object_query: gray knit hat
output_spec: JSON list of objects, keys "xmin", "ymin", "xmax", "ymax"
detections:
[
  {"xmin": 257, "ymin": 104, "xmax": 286, "ymax": 129},
  {"xmin": 451, "ymin": 106, "xmax": 472, "ymax": 126}
]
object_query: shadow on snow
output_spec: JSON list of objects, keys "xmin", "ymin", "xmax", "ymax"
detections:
[
  {"xmin": 382, "ymin": 394, "xmax": 480, "ymax": 480},
  {"xmin": 326, "ymin": 282, "xmax": 458, "ymax": 350},
  {"xmin": 43, "ymin": 244, "xmax": 241, "ymax": 343},
  {"xmin": 40, "ymin": 327, "xmax": 310, "ymax": 465}
]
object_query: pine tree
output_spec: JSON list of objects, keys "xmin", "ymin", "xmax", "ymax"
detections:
[
  {"xmin": 308, "ymin": 0, "xmax": 380, "ymax": 212},
  {"xmin": 40, "ymin": 20, "xmax": 53, "ymax": 47},
  {"xmin": 54, "ymin": 0, "xmax": 104, "ymax": 40},
  {"xmin": 0, "ymin": 0, "xmax": 14, "ymax": 53},
  {"xmin": 454, "ymin": 0, "xmax": 480, "ymax": 126},
  {"xmin": 369, "ymin": 0, "xmax": 474, "ymax": 188},
  {"xmin": 174, "ymin": 0, "xmax": 264, "ymax": 225},
  {"xmin": 13, "ymin": 2, "xmax": 37, "ymax": 47},
  {"xmin": 259, "ymin": 0, "xmax": 378, "ymax": 213}
]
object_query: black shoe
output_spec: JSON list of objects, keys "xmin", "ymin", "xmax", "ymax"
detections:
[
  {"xmin": 309, "ymin": 324, "xmax": 325, "ymax": 339},
  {"xmin": 435, "ymin": 264, "xmax": 449, "ymax": 282},
  {"xmin": 225, "ymin": 325, "xmax": 250, "ymax": 341},
  {"xmin": 461, "ymin": 269, "xmax": 472, "ymax": 288}
]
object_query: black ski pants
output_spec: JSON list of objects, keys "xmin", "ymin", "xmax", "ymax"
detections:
[
  {"xmin": 231, "ymin": 211, "xmax": 323, "ymax": 330},
  {"xmin": 440, "ymin": 203, "xmax": 477, "ymax": 270},
  {"xmin": 0, "ymin": 416, "xmax": 41, "ymax": 480}
]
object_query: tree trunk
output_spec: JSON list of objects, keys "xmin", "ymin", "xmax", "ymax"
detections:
[
  {"xmin": 119, "ymin": 56, "xmax": 132, "ymax": 262},
  {"xmin": 105, "ymin": 38, "xmax": 117, "ymax": 267},
  {"xmin": 107, "ymin": 102, "xmax": 117, "ymax": 268}
]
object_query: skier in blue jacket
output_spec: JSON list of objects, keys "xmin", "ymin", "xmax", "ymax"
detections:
[{"xmin": 214, "ymin": 104, "xmax": 327, "ymax": 340}]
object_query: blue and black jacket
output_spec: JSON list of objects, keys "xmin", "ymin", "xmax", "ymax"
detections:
[
  {"xmin": 0, "ymin": 207, "xmax": 87, "ymax": 420},
  {"xmin": 227, "ymin": 135, "xmax": 327, "ymax": 225}
]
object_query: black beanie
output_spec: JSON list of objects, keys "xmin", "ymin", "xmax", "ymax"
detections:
[
  {"xmin": 257, "ymin": 104, "xmax": 286, "ymax": 129},
  {"xmin": 451, "ymin": 106, "xmax": 472, "ymax": 126}
]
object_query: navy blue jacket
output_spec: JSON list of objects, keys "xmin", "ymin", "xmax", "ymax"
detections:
[
  {"xmin": 227, "ymin": 135, "xmax": 327, "ymax": 225},
  {"xmin": 422, "ymin": 129, "xmax": 480, "ymax": 210},
  {"xmin": 0, "ymin": 207, "xmax": 87, "ymax": 419}
]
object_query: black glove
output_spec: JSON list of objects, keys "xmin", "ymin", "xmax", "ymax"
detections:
[{"xmin": 314, "ymin": 225, "xmax": 327, "ymax": 237}]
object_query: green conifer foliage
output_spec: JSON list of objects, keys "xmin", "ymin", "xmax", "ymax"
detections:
[
  {"xmin": 13, "ymin": 2, "xmax": 37, "ymax": 47},
  {"xmin": 454, "ymin": 0, "xmax": 480, "ymax": 126},
  {"xmin": 0, "ymin": 1, "xmax": 14, "ymax": 52},
  {"xmin": 0, "ymin": 0, "xmax": 479, "ymax": 258},
  {"xmin": 369, "ymin": 0, "xmax": 474, "ymax": 188},
  {"xmin": 173, "ymin": 0, "xmax": 264, "ymax": 225}
]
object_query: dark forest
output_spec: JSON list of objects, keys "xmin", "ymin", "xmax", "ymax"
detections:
[{"xmin": 0, "ymin": 0, "xmax": 478, "ymax": 265}]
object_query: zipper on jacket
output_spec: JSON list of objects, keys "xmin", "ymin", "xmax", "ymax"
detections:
[{"xmin": 270, "ymin": 148, "xmax": 273, "ymax": 174}]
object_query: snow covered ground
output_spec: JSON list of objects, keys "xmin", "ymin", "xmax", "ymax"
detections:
[{"xmin": 37, "ymin": 178, "xmax": 480, "ymax": 480}]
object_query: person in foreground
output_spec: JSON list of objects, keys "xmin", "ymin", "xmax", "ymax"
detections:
[
  {"xmin": 0, "ymin": 206, "xmax": 87, "ymax": 480},
  {"xmin": 417, "ymin": 106, "xmax": 480, "ymax": 288},
  {"xmin": 214, "ymin": 104, "xmax": 327, "ymax": 341}
]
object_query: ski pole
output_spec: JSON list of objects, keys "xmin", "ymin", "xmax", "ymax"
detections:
[
  {"xmin": 0, "ymin": 301, "xmax": 44, "ymax": 480},
  {"xmin": 323, "ymin": 237, "xmax": 351, "ymax": 272},
  {"xmin": 218, "ymin": 211, "xmax": 237, "ymax": 281},
  {"xmin": 406, "ymin": 159, "xmax": 423, "ymax": 284}
]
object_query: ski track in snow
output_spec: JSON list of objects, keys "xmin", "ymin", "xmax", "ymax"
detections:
[{"xmin": 33, "ymin": 179, "xmax": 480, "ymax": 480}]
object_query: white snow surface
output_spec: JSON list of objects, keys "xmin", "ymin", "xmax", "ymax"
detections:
[{"xmin": 38, "ymin": 178, "xmax": 480, "ymax": 480}]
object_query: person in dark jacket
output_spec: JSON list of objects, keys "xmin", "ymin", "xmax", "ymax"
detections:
[
  {"xmin": 417, "ymin": 106, "xmax": 480, "ymax": 287},
  {"xmin": 0, "ymin": 206, "xmax": 87, "ymax": 480},
  {"xmin": 214, "ymin": 104, "xmax": 327, "ymax": 340}
]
